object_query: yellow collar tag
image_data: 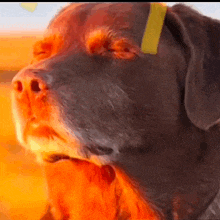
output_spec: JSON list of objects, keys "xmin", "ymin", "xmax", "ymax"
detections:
[{"xmin": 141, "ymin": 3, "xmax": 167, "ymax": 55}]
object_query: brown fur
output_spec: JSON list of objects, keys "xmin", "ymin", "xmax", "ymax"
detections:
[{"xmin": 12, "ymin": 2, "xmax": 220, "ymax": 220}]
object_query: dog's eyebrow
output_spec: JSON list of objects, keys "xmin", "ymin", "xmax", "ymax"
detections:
[
  {"xmin": 32, "ymin": 34, "xmax": 64, "ymax": 62},
  {"xmin": 85, "ymin": 3, "xmax": 167, "ymax": 58},
  {"xmin": 141, "ymin": 3, "xmax": 167, "ymax": 55},
  {"xmin": 34, "ymin": 34, "xmax": 63, "ymax": 53},
  {"xmin": 85, "ymin": 27, "xmax": 140, "ymax": 59},
  {"xmin": 33, "ymin": 39, "xmax": 52, "ymax": 56}
]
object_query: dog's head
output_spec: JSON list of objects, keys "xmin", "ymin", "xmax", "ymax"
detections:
[
  {"xmin": 11, "ymin": 3, "xmax": 220, "ymax": 219},
  {"xmin": 11, "ymin": 3, "xmax": 188, "ymax": 162}
]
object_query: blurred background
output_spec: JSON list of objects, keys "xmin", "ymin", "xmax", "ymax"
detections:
[
  {"xmin": 0, "ymin": 2, "xmax": 219, "ymax": 219},
  {"xmin": 0, "ymin": 3, "xmax": 67, "ymax": 219}
]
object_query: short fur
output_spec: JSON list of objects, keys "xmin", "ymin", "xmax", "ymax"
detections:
[{"xmin": 12, "ymin": 3, "xmax": 220, "ymax": 219}]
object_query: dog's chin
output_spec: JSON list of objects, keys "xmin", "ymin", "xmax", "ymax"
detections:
[
  {"xmin": 26, "ymin": 134, "xmax": 81, "ymax": 164},
  {"xmin": 17, "ymin": 124, "xmax": 110, "ymax": 165}
]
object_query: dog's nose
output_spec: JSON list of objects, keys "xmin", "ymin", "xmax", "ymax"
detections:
[
  {"xmin": 12, "ymin": 69, "xmax": 48, "ymax": 95},
  {"xmin": 12, "ymin": 69, "xmax": 50, "ymax": 122}
]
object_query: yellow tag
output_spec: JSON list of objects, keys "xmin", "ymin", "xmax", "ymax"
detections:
[
  {"xmin": 20, "ymin": 3, "xmax": 38, "ymax": 12},
  {"xmin": 141, "ymin": 3, "xmax": 167, "ymax": 54}
]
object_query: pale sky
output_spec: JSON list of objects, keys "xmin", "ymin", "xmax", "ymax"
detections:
[{"xmin": 0, "ymin": 3, "xmax": 220, "ymax": 33}]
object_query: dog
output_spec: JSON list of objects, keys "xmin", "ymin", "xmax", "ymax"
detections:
[{"xmin": 11, "ymin": 2, "xmax": 220, "ymax": 219}]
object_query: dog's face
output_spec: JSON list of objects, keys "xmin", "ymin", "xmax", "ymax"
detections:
[
  {"xmin": 11, "ymin": 3, "xmax": 220, "ymax": 220},
  {"xmin": 12, "ymin": 3, "xmax": 185, "ymax": 163}
]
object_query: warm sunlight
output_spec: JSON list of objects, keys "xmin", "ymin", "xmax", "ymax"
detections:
[
  {"xmin": 0, "ymin": 32, "xmax": 46, "ymax": 220},
  {"xmin": 0, "ymin": 34, "xmax": 43, "ymax": 71},
  {"xmin": 2, "ymin": 3, "xmax": 220, "ymax": 220}
]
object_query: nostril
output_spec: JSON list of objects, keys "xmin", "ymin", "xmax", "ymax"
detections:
[
  {"xmin": 31, "ymin": 80, "xmax": 41, "ymax": 92},
  {"xmin": 13, "ymin": 81, "xmax": 23, "ymax": 92}
]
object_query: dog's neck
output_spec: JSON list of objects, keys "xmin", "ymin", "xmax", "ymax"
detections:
[{"xmin": 115, "ymin": 150, "xmax": 219, "ymax": 220}]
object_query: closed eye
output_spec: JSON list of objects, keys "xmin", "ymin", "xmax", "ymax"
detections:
[{"xmin": 36, "ymin": 51, "xmax": 47, "ymax": 55}]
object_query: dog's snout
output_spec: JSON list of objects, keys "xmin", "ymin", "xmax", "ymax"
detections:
[
  {"xmin": 12, "ymin": 69, "xmax": 48, "ymax": 95},
  {"xmin": 12, "ymin": 68, "xmax": 53, "ymax": 128}
]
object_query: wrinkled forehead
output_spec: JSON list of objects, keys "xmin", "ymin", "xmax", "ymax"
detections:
[
  {"xmin": 45, "ymin": 3, "xmax": 138, "ymax": 41},
  {"xmin": 31, "ymin": 3, "xmax": 146, "ymax": 66}
]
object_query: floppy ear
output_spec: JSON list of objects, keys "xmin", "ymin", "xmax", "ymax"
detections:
[{"xmin": 166, "ymin": 4, "xmax": 220, "ymax": 131}]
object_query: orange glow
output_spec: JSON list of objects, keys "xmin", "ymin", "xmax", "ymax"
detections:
[
  {"xmin": 0, "ymin": 32, "xmax": 47, "ymax": 219},
  {"xmin": 115, "ymin": 168, "xmax": 161, "ymax": 220},
  {"xmin": 0, "ymin": 33, "xmax": 43, "ymax": 71},
  {"xmin": 32, "ymin": 34, "xmax": 64, "ymax": 63},
  {"xmin": 86, "ymin": 28, "xmax": 114, "ymax": 55},
  {"xmin": 0, "ymin": 84, "xmax": 47, "ymax": 219},
  {"xmin": 112, "ymin": 38, "xmax": 140, "ymax": 59},
  {"xmin": 0, "ymin": 85, "xmax": 16, "ymax": 142},
  {"xmin": 85, "ymin": 28, "xmax": 139, "ymax": 59},
  {"xmin": 44, "ymin": 159, "xmax": 161, "ymax": 220}
]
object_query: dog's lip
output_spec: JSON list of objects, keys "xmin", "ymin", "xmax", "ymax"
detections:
[
  {"xmin": 23, "ymin": 118, "xmax": 114, "ymax": 162},
  {"xmin": 43, "ymin": 145, "xmax": 114, "ymax": 163},
  {"xmin": 23, "ymin": 117, "xmax": 66, "ymax": 143},
  {"xmin": 43, "ymin": 153, "xmax": 71, "ymax": 163},
  {"xmin": 85, "ymin": 145, "xmax": 113, "ymax": 155}
]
